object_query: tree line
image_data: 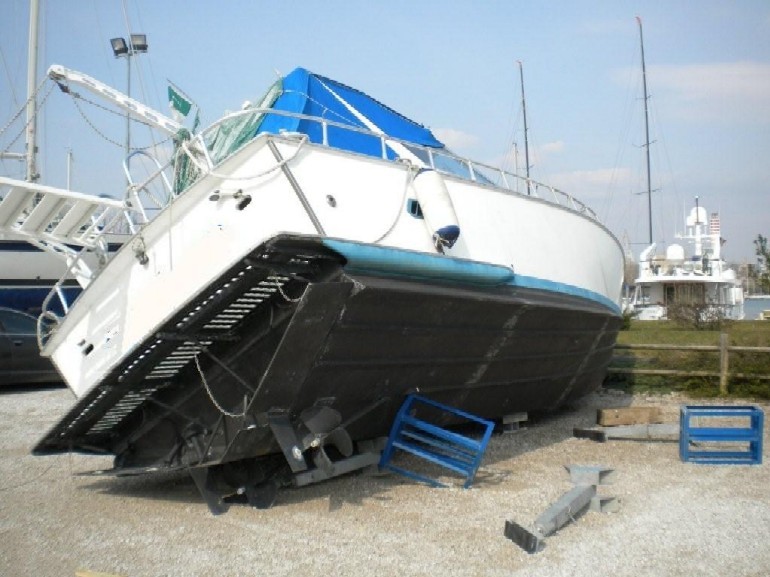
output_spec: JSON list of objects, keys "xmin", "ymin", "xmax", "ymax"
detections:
[{"xmin": 755, "ymin": 234, "xmax": 770, "ymax": 293}]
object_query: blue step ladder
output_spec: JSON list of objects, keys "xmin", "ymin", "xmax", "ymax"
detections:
[
  {"xmin": 379, "ymin": 394, "xmax": 495, "ymax": 488},
  {"xmin": 680, "ymin": 405, "xmax": 764, "ymax": 465}
]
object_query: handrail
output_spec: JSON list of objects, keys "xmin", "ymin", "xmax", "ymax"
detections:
[
  {"xmin": 35, "ymin": 102, "xmax": 601, "ymax": 344},
  {"xmin": 123, "ymin": 149, "xmax": 175, "ymax": 224},
  {"xmin": 101, "ymin": 106, "xmax": 598, "ymax": 223},
  {"xmin": 183, "ymin": 107, "xmax": 599, "ymax": 221},
  {"xmin": 34, "ymin": 201, "xmax": 146, "ymax": 346}
]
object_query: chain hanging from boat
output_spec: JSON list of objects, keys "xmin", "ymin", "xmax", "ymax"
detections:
[
  {"xmin": 63, "ymin": 89, "xmax": 173, "ymax": 151},
  {"xmin": 193, "ymin": 354, "xmax": 248, "ymax": 418}
]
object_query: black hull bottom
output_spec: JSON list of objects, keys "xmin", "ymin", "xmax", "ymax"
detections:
[{"xmin": 35, "ymin": 235, "xmax": 621, "ymax": 484}]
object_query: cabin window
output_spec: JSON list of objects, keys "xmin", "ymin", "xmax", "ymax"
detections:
[
  {"xmin": 432, "ymin": 152, "xmax": 472, "ymax": 180},
  {"xmin": 639, "ymin": 286, "xmax": 651, "ymax": 305},
  {"xmin": 664, "ymin": 284, "xmax": 705, "ymax": 306},
  {"xmin": 407, "ymin": 199, "xmax": 424, "ymax": 219}
]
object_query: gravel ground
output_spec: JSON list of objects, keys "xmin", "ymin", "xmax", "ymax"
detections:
[{"xmin": 1, "ymin": 385, "xmax": 768, "ymax": 577}]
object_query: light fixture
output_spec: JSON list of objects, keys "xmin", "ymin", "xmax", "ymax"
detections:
[
  {"xmin": 130, "ymin": 34, "xmax": 148, "ymax": 53},
  {"xmin": 110, "ymin": 34, "xmax": 148, "ymax": 58},
  {"xmin": 110, "ymin": 37, "xmax": 128, "ymax": 57},
  {"xmin": 109, "ymin": 34, "xmax": 148, "ymax": 183}
]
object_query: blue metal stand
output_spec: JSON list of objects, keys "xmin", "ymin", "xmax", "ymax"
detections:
[
  {"xmin": 379, "ymin": 394, "xmax": 495, "ymax": 488},
  {"xmin": 680, "ymin": 405, "xmax": 764, "ymax": 465}
]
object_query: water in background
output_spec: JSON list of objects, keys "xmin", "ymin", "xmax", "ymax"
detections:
[{"xmin": 744, "ymin": 297, "xmax": 770, "ymax": 320}]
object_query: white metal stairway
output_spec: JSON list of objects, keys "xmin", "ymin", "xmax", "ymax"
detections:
[{"xmin": 0, "ymin": 175, "xmax": 134, "ymax": 285}]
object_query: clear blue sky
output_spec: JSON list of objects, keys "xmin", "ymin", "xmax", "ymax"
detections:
[{"xmin": 2, "ymin": 0, "xmax": 769, "ymax": 263}]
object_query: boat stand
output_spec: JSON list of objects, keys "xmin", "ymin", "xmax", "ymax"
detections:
[
  {"xmin": 504, "ymin": 465, "xmax": 617, "ymax": 553},
  {"xmin": 188, "ymin": 403, "xmax": 388, "ymax": 515},
  {"xmin": 379, "ymin": 394, "xmax": 495, "ymax": 489},
  {"xmin": 680, "ymin": 405, "xmax": 764, "ymax": 465}
]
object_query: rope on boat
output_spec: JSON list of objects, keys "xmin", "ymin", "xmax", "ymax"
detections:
[{"xmin": 194, "ymin": 354, "xmax": 247, "ymax": 418}]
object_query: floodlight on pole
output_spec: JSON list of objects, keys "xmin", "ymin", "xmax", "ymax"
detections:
[{"xmin": 110, "ymin": 34, "xmax": 148, "ymax": 180}]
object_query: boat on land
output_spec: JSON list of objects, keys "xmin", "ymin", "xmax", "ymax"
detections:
[{"xmin": 0, "ymin": 61, "xmax": 623, "ymax": 511}]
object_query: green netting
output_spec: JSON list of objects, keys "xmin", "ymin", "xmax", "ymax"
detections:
[{"xmin": 172, "ymin": 79, "xmax": 283, "ymax": 193}]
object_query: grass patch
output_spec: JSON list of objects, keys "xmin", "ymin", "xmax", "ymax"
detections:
[{"xmin": 605, "ymin": 320, "xmax": 770, "ymax": 399}]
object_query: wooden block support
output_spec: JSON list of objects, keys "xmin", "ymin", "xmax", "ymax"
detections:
[
  {"xmin": 597, "ymin": 407, "xmax": 663, "ymax": 426},
  {"xmin": 502, "ymin": 411, "xmax": 528, "ymax": 432}
]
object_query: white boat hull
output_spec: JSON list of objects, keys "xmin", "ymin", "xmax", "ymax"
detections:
[
  {"xmin": 43, "ymin": 133, "xmax": 624, "ymax": 399},
  {"xmin": 4, "ymin": 60, "xmax": 625, "ymax": 511}
]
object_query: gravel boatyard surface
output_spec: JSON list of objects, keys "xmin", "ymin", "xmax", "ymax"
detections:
[{"xmin": 1, "ymin": 386, "xmax": 768, "ymax": 577}]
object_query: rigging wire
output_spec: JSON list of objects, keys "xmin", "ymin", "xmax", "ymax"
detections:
[
  {"xmin": 649, "ymin": 96, "xmax": 683, "ymax": 242},
  {"xmin": 133, "ymin": 1, "xmax": 163, "ymax": 113},
  {"xmin": 501, "ymin": 68, "xmax": 522, "ymax": 177},
  {"xmin": 0, "ymin": 46, "xmax": 20, "ymax": 109},
  {"xmin": 600, "ymin": 27, "xmax": 667, "ymax": 251},
  {"xmin": 0, "ymin": 0, "xmax": 23, "ymax": 111},
  {"xmin": 600, "ymin": 55, "xmax": 640, "ymax": 227},
  {"xmin": 93, "ymin": 0, "xmax": 117, "ymax": 91},
  {"xmin": 122, "ymin": 0, "xmax": 164, "ymax": 160},
  {"xmin": 38, "ymin": 0, "xmax": 48, "ymax": 180}
]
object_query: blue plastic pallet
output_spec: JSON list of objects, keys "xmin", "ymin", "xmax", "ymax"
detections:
[
  {"xmin": 379, "ymin": 394, "xmax": 495, "ymax": 488},
  {"xmin": 680, "ymin": 405, "xmax": 764, "ymax": 465}
]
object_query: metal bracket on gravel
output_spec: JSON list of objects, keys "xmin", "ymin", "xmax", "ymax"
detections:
[
  {"xmin": 573, "ymin": 423, "xmax": 680, "ymax": 443},
  {"xmin": 504, "ymin": 465, "xmax": 618, "ymax": 553}
]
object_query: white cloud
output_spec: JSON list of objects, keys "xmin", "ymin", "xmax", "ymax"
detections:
[
  {"xmin": 539, "ymin": 140, "xmax": 565, "ymax": 155},
  {"xmin": 432, "ymin": 128, "xmax": 479, "ymax": 151},
  {"xmin": 490, "ymin": 140, "xmax": 566, "ymax": 173},
  {"xmin": 547, "ymin": 167, "xmax": 633, "ymax": 199},
  {"xmin": 642, "ymin": 61, "xmax": 770, "ymax": 124}
]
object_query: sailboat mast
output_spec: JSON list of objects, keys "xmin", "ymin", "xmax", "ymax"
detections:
[
  {"xmin": 25, "ymin": 0, "xmax": 40, "ymax": 182},
  {"xmin": 517, "ymin": 61, "xmax": 531, "ymax": 196},
  {"xmin": 637, "ymin": 16, "xmax": 652, "ymax": 245}
]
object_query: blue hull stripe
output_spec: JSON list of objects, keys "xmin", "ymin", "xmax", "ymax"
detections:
[{"xmin": 322, "ymin": 239, "xmax": 620, "ymax": 315}]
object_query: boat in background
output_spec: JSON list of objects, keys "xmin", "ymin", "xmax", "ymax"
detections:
[
  {"xmin": 624, "ymin": 19, "xmax": 743, "ymax": 322},
  {"xmin": 0, "ymin": 59, "xmax": 623, "ymax": 511},
  {"xmin": 0, "ymin": 0, "xmax": 53, "ymax": 314},
  {"xmin": 0, "ymin": 240, "xmax": 81, "ymax": 313},
  {"xmin": 629, "ymin": 199, "xmax": 744, "ymax": 320},
  {"xmin": 0, "ymin": 0, "xmax": 126, "ymax": 315}
]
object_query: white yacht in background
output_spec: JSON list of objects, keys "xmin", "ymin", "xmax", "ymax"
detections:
[{"xmin": 630, "ymin": 199, "xmax": 744, "ymax": 320}]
